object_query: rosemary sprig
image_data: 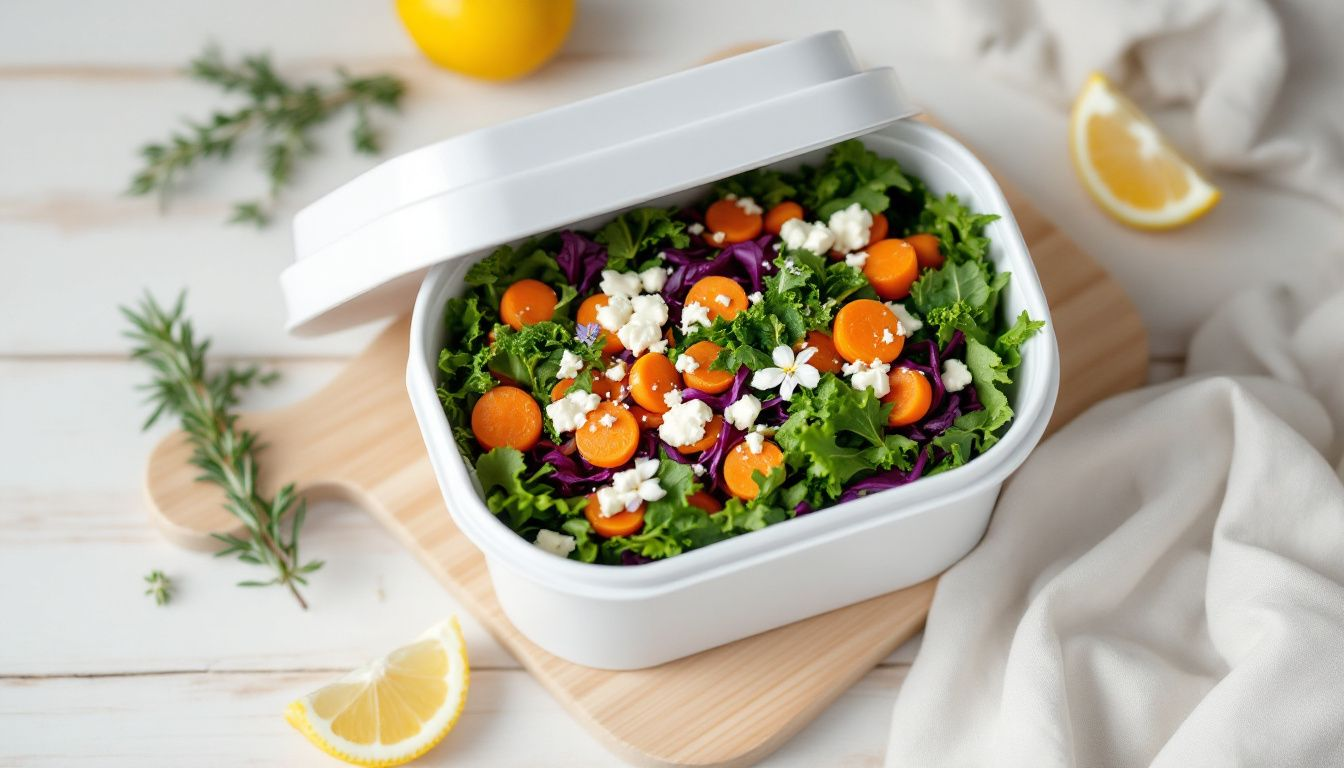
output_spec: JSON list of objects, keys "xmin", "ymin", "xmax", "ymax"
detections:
[
  {"xmin": 123, "ymin": 293, "xmax": 322, "ymax": 609},
  {"xmin": 144, "ymin": 570, "xmax": 173, "ymax": 606},
  {"xmin": 127, "ymin": 47, "xmax": 405, "ymax": 226}
]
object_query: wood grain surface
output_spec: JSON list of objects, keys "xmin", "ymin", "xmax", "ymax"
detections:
[{"xmin": 142, "ymin": 146, "xmax": 1147, "ymax": 766}]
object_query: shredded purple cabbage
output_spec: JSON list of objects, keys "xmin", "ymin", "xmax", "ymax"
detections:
[
  {"xmin": 532, "ymin": 440, "xmax": 613, "ymax": 496},
  {"xmin": 839, "ymin": 448, "xmax": 930, "ymax": 502},
  {"xmin": 682, "ymin": 366, "xmax": 750, "ymax": 410},
  {"xmin": 794, "ymin": 501, "xmax": 814, "ymax": 517},
  {"xmin": 620, "ymin": 551, "xmax": 655, "ymax": 566},
  {"xmin": 556, "ymin": 231, "xmax": 608, "ymax": 294},
  {"xmin": 660, "ymin": 234, "xmax": 775, "ymax": 323}
]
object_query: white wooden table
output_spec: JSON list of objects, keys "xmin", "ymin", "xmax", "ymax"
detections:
[{"xmin": 2, "ymin": 1, "xmax": 1335, "ymax": 765}]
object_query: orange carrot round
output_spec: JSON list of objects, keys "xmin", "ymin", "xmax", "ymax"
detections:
[
  {"xmin": 551, "ymin": 375, "xmax": 624, "ymax": 403},
  {"xmin": 680, "ymin": 341, "xmax": 734, "ymax": 393},
  {"xmin": 763, "ymin": 201, "xmax": 804, "ymax": 235},
  {"xmin": 687, "ymin": 490, "xmax": 723, "ymax": 514},
  {"xmin": 628, "ymin": 353, "xmax": 683, "ymax": 413},
  {"xmin": 723, "ymin": 440, "xmax": 784, "ymax": 500},
  {"xmin": 882, "ymin": 367, "xmax": 933, "ymax": 427},
  {"xmin": 674, "ymin": 415, "xmax": 723, "ymax": 454},
  {"xmin": 685, "ymin": 276, "xmax": 749, "ymax": 323},
  {"xmin": 795, "ymin": 331, "xmax": 843, "ymax": 374},
  {"xmin": 574, "ymin": 401, "xmax": 640, "ymax": 468},
  {"xmin": 867, "ymin": 212, "xmax": 889, "ymax": 246},
  {"xmin": 705, "ymin": 197, "xmax": 763, "ymax": 244},
  {"xmin": 584, "ymin": 493, "xmax": 645, "ymax": 538},
  {"xmin": 576, "ymin": 293, "xmax": 623, "ymax": 354},
  {"xmin": 862, "ymin": 239, "xmax": 920, "ymax": 300},
  {"xmin": 832, "ymin": 299, "xmax": 905, "ymax": 364},
  {"xmin": 471, "ymin": 385, "xmax": 542, "ymax": 451},
  {"xmin": 629, "ymin": 404, "xmax": 664, "ymax": 429},
  {"xmin": 499, "ymin": 279, "xmax": 558, "ymax": 331},
  {"xmin": 905, "ymin": 233, "xmax": 944, "ymax": 270}
]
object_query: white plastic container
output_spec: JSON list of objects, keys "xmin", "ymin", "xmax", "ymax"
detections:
[{"xmin": 287, "ymin": 33, "xmax": 1059, "ymax": 670}]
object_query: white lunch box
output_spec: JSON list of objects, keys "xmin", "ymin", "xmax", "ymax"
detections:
[{"xmin": 284, "ymin": 32, "xmax": 1059, "ymax": 670}]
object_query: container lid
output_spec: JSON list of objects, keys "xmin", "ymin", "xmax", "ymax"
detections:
[{"xmin": 283, "ymin": 31, "xmax": 918, "ymax": 335}]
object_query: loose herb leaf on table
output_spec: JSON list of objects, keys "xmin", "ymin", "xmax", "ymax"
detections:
[
  {"xmin": 123, "ymin": 293, "xmax": 321, "ymax": 608},
  {"xmin": 127, "ymin": 48, "xmax": 406, "ymax": 227}
]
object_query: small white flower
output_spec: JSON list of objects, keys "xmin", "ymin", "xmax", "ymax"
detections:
[
  {"xmin": 887, "ymin": 302, "xmax": 923, "ymax": 334},
  {"xmin": 596, "ymin": 458, "xmax": 666, "ymax": 516},
  {"xmin": 680, "ymin": 301, "xmax": 712, "ymax": 333},
  {"xmin": 942, "ymin": 358, "xmax": 973, "ymax": 392},
  {"xmin": 751, "ymin": 345, "xmax": 821, "ymax": 401},
  {"xmin": 534, "ymin": 529, "xmax": 576, "ymax": 558},
  {"xmin": 843, "ymin": 358, "xmax": 893, "ymax": 398},
  {"xmin": 556, "ymin": 349, "xmax": 584, "ymax": 380},
  {"xmin": 674, "ymin": 354, "xmax": 700, "ymax": 374},
  {"xmin": 723, "ymin": 393, "xmax": 762, "ymax": 431}
]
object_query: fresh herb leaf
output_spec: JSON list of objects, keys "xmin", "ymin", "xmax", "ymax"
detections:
[
  {"xmin": 595, "ymin": 208, "xmax": 690, "ymax": 272},
  {"xmin": 475, "ymin": 447, "xmax": 585, "ymax": 537},
  {"xmin": 798, "ymin": 139, "xmax": 912, "ymax": 219},
  {"xmin": 914, "ymin": 193, "xmax": 999, "ymax": 265},
  {"xmin": 143, "ymin": 570, "xmax": 173, "ymax": 606}
]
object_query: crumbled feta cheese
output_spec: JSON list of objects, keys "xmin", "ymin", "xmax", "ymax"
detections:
[
  {"xmin": 674, "ymin": 354, "xmax": 700, "ymax": 374},
  {"xmin": 942, "ymin": 358, "xmax": 973, "ymax": 393},
  {"xmin": 647, "ymin": 338, "xmax": 668, "ymax": 354},
  {"xmin": 599, "ymin": 269, "xmax": 644, "ymax": 298},
  {"xmin": 843, "ymin": 358, "xmax": 893, "ymax": 398},
  {"xmin": 827, "ymin": 202, "xmax": 873, "ymax": 254},
  {"xmin": 747, "ymin": 291, "xmax": 763, "ymax": 305},
  {"xmin": 715, "ymin": 294, "xmax": 731, "ymax": 307},
  {"xmin": 605, "ymin": 360, "xmax": 627, "ymax": 382},
  {"xmin": 734, "ymin": 196, "xmax": 763, "ymax": 216},
  {"xmin": 545, "ymin": 391, "xmax": 601, "ymax": 433},
  {"xmin": 629, "ymin": 293, "xmax": 668, "ymax": 326},
  {"xmin": 639, "ymin": 265, "xmax": 668, "ymax": 294},
  {"xmin": 691, "ymin": 463, "xmax": 706, "ymax": 477},
  {"xmin": 595, "ymin": 294, "xmax": 633, "ymax": 332},
  {"xmin": 711, "ymin": 231, "xmax": 726, "ymax": 244},
  {"xmin": 779, "ymin": 218, "xmax": 836, "ymax": 256},
  {"xmin": 557, "ymin": 349, "xmax": 584, "ymax": 380},
  {"xmin": 744, "ymin": 431, "xmax": 765, "ymax": 455},
  {"xmin": 534, "ymin": 529, "xmax": 576, "ymax": 558},
  {"xmin": 658, "ymin": 398, "xmax": 713, "ymax": 447},
  {"xmin": 662, "ymin": 388, "xmax": 682, "ymax": 409},
  {"xmin": 595, "ymin": 458, "xmax": 666, "ymax": 517},
  {"xmin": 687, "ymin": 222, "xmax": 705, "ymax": 235},
  {"xmin": 598, "ymin": 412, "xmax": 616, "ymax": 428},
  {"xmin": 886, "ymin": 302, "xmax": 923, "ymax": 334},
  {"xmin": 881, "ymin": 328, "xmax": 895, "ymax": 344},
  {"xmin": 845, "ymin": 250, "xmax": 869, "ymax": 269},
  {"xmin": 723, "ymin": 393, "xmax": 762, "ymax": 431},
  {"xmin": 617, "ymin": 320, "xmax": 661, "ymax": 355},
  {"xmin": 896, "ymin": 320, "xmax": 907, "ymax": 338},
  {"xmin": 680, "ymin": 301, "xmax": 712, "ymax": 333}
]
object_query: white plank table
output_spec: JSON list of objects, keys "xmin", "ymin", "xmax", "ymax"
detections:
[{"xmin": 2, "ymin": 1, "xmax": 1335, "ymax": 765}]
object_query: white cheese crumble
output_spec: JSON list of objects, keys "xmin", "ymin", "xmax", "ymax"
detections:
[
  {"xmin": 779, "ymin": 218, "xmax": 836, "ymax": 256},
  {"xmin": 545, "ymin": 390, "xmax": 600, "ymax": 433},
  {"xmin": 598, "ymin": 412, "xmax": 616, "ymax": 428},
  {"xmin": 595, "ymin": 294, "xmax": 633, "ymax": 332},
  {"xmin": 599, "ymin": 269, "xmax": 643, "ymax": 298},
  {"xmin": 723, "ymin": 393, "xmax": 762, "ymax": 431},
  {"xmin": 734, "ymin": 196, "xmax": 763, "ymax": 216},
  {"xmin": 639, "ymin": 266, "xmax": 668, "ymax": 294},
  {"xmin": 613, "ymin": 294, "xmax": 669, "ymax": 356},
  {"xmin": 942, "ymin": 358, "xmax": 973, "ymax": 393},
  {"xmin": 658, "ymin": 398, "xmax": 713, "ymax": 447},
  {"xmin": 887, "ymin": 302, "xmax": 923, "ymax": 334},
  {"xmin": 714, "ymin": 293, "xmax": 731, "ymax": 307},
  {"xmin": 680, "ymin": 301, "xmax": 712, "ymax": 333},
  {"xmin": 534, "ymin": 529, "xmax": 576, "ymax": 558},
  {"xmin": 843, "ymin": 358, "xmax": 893, "ymax": 398},
  {"xmin": 595, "ymin": 458, "xmax": 666, "ymax": 517},
  {"xmin": 747, "ymin": 291, "xmax": 763, "ymax": 305},
  {"xmin": 674, "ymin": 354, "xmax": 700, "ymax": 374},
  {"xmin": 691, "ymin": 463, "xmax": 706, "ymax": 477},
  {"xmin": 827, "ymin": 202, "xmax": 873, "ymax": 254},
  {"xmin": 687, "ymin": 222, "xmax": 704, "ymax": 235},
  {"xmin": 845, "ymin": 250, "xmax": 869, "ymax": 269},
  {"xmin": 711, "ymin": 231, "xmax": 726, "ymax": 244},
  {"xmin": 743, "ymin": 430, "xmax": 765, "ymax": 455},
  {"xmin": 556, "ymin": 349, "xmax": 584, "ymax": 380},
  {"xmin": 605, "ymin": 360, "xmax": 627, "ymax": 382},
  {"xmin": 881, "ymin": 328, "xmax": 895, "ymax": 344}
]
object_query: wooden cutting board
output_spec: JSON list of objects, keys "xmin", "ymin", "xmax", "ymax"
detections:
[{"xmin": 143, "ymin": 138, "xmax": 1146, "ymax": 767}]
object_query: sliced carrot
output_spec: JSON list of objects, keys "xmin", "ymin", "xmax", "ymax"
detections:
[
  {"xmin": 471, "ymin": 385, "xmax": 542, "ymax": 451},
  {"xmin": 687, "ymin": 490, "xmax": 724, "ymax": 514},
  {"xmin": 551, "ymin": 375, "xmax": 624, "ymax": 403},
  {"xmin": 685, "ymin": 276, "xmax": 749, "ymax": 323},
  {"xmin": 905, "ymin": 233, "xmax": 944, "ymax": 270},
  {"xmin": 862, "ymin": 239, "xmax": 920, "ymax": 300},
  {"xmin": 763, "ymin": 201, "xmax": 804, "ymax": 235},
  {"xmin": 867, "ymin": 212, "xmax": 889, "ymax": 246},
  {"xmin": 628, "ymin": 353, "xmax": 683, "ymax": 413},
  {"xmin": 585, "ymin": 493, "xmax": 645, "ymax": 538},
  {"xmin": 574, "ymin": 402, "xmax": 641, "ymax": 468},
  {"xmin": 705, "ymin": 197, "xmax": 763, "ymax": 244},
  {"xmin": 680, "ymin": 341, "xmax": 734, "ymax": 393},
  {"xmin": 674, "ymin": 415, "xmax": 723, "ymax": 454},
  {"xmin": 723, "ymin": 440, "xmax": 784, "ymax": 501},
  {"xmin": 499, "ymin": 279, "xmax": 558, "ymax": 331},
  {"xmin": 795, "ymin": 331, "xmax": 843, "ymax": 374},
  {"xmin": 832, "ymin": 299, "xmax": 905, "ymax": 364},
  {"xmin": 629, "ymin": 404, "xmax": 664, "ymax": 429},
  {"xmin": 882, "ymin": 367, "xmax": 933, "ymax": 427},
  {"xmin": 576, "ymin": 293, "xmax": 623, "ymax": 354}
]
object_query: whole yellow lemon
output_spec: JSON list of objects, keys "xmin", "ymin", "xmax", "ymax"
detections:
[{"xmin": 396, "ymin": 0, "xmax": 575, "ymax": 81}]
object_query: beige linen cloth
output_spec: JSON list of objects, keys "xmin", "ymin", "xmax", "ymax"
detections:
[{"xmin": 885, "ymin": 1, "xmax": 1344, "ymax": 764}]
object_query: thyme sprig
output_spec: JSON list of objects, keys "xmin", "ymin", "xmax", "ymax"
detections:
[
  {"xmin": 144, "ymin": 570, "xmax": 173, "ymax": 606},
  {"xmin": 128, "ymin": 47, "xmax": 405, "ymax": 226},
  {"xmin": 124, "ymin": 293, "xmax": 321, "ymax": 609}
]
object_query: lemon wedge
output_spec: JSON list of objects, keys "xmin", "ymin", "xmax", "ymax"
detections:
[
  {"xmin": 1069, "ymin": 72, "xmax": 1220, "ymax": 229},
  {"xmin": 286, "ymin": 618, "xmax": 470, "ymax": 767}
]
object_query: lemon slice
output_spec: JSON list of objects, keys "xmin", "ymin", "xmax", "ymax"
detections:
[
  {"xmin": 1069, "ymin": 72, "xmax": 1220, "ymax": 229},
  {"xmin": 286, "ymin": 618, "xmax": 470, "ymax": 767}
]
